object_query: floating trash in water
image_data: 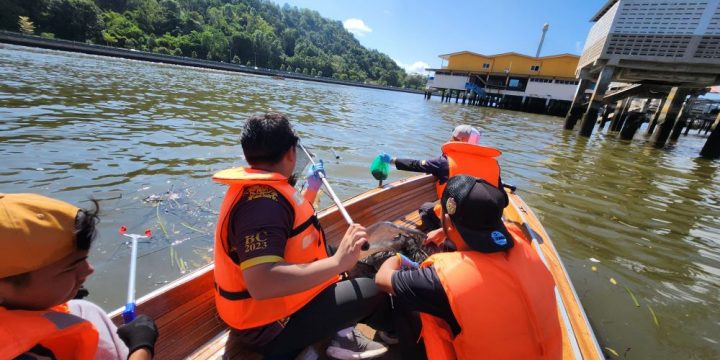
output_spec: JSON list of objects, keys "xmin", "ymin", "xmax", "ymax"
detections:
[
  {"xmin": 591, "ymin": 266, "xmax": 597, "ymax": 272},
  {"xmin": 647, "ymin": 304, "xmax": 660, "ymax": 327},
  {"xmin": 610, "ymin": 277, "xmax": 617, "ymax": 285},
  {"xmin": 604, "ymin": 347, "xmax": 619, "ymax": 357},
  {"xmin": 589, "ymin": 257, "xmax": 600, "ymax": 263},
  {"xmin": 36, "ymin": 168, "xmax": 44, "ymax": 171},
  {"xmin": 625, "ymin": 286, "xmax": 640, "ymax": 307}
]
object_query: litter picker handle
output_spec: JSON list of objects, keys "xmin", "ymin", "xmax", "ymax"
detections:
[
  {"xmin": 121, "ymin": 231, "xmax": 149, "ymax": 324},
  {"xmin": 298, "ymin": 143, "xmax": 369, "ymax": 250}
]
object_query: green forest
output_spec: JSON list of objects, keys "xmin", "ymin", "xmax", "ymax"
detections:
[{"xmin": 0, "ymin": 0, "xmax": 427, "ymax": 88}]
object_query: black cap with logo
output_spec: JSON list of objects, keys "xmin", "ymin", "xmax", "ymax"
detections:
[{"xmin": 441, "ymin": 175, "xmax": 513, "ymax": 253}]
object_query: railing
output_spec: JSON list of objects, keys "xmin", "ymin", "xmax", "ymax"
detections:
[{"xmin": 464, "ymin": 82, "xmax": 487, "ymax": 96}]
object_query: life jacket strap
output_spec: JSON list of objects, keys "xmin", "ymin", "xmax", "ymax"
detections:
[
  {"xmin": 289, "ymin": 214, "xmax": 321, "ymax": 237},
  {"xmin": 214, "ymin": 281, "xmax": 251, "ymax": 300}
]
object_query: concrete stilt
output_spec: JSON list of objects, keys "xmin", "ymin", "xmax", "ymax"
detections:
[
  {"xmin": 684, "ymin": 118, "xmax": 694, "ymax": 135},
  {"xmin": 700, "ymin": 113, "xmax": 720, "ymax": 159},
  {"xmin": 619, "ymin": 111, "xmax": 644, "ymax": 140},
  {"xmin": 462, "ymin": 92, "xmax": 467, "ymax": 105},
  {"xmin": 579, "ymin": 66, "xmax": 615, "ymax": 137},
  {"xmin": 670, "ymin": 96, "xmax": 695, "ymax": 141},
  {"xmin": 651, "ymin": 87, "xmax": 691, "ymax": 148},
  {"xmin": 455, "ymin": 90, "xmax": 460, "ymax": 103},
  {"xmin": 646, "ymin": 97, "xmax": 666, "ymax": 135},
  {"xmin": 609, "ymin": 99, "xmax": 630, "ymax": 131},
  {"xmin": 599, "ymin": 104, "xmax": 614, "ymax": 130},
  {"xmin": 564, "ymin": 78, "xmax": 592, "ymax": 130}
]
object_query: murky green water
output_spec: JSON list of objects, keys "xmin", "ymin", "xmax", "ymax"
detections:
[{"xmin": 2, "ymin": 44, "xmax": 719, "ymax": 359}]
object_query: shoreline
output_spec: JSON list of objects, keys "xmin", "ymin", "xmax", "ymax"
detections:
[{"xmin": 0, "ymin": 31, "xmax": 423, "ymax": 95}]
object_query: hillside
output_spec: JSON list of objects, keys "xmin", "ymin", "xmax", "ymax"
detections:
[{"xmin": 0, "ymin": 0, "xmax": 427, "ymax": 88}]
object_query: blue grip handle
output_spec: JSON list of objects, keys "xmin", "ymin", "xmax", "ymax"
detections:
[
  {"xmin": 122, "ymin": 303, "xmax": 136, "ymax": 324},
  {"xmin": 398, "ymin": 254, "xmax": 419, "ymax": 269}
]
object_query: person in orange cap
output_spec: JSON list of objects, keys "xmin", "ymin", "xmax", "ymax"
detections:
[{"xmin": 0, "ymin": 193, "xmax": 158, "ymax": 360}]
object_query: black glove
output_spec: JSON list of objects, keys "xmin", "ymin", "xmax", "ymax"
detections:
[{"xmin": 116, "ymin": 315, "xmax": 158, "ymax": 357}]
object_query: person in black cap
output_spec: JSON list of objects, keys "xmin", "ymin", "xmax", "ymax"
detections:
[{"xmin": 374, "ymin": 175, "xmax": 562, "ymax": 359}]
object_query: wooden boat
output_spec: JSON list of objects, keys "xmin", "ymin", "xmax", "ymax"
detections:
[{"xmin": 109, "ymin": 174, "xmax": 603, "ymax": 359}]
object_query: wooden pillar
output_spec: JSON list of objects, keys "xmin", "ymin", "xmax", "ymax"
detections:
[
  {"xmin": 579, "ymin": 66, "xmax": 615, "ymax": 137},
  {"xmin": 564, "ymin": 78, "xmax": 592, "ymax": 130},
  {"xmin": 646, "ymin": 97, "xmax": 666, "ymax": 136},
  {"xmin": 700, "ymin": 113, "xmax": 720, "ymax": 159},
  {"xmin": 670, "ymin": 96, "xmax": 695, "ymax": 141},
  {"xmin": 651, "ymin": 87, "xmax": 691, "ymax": 148}
]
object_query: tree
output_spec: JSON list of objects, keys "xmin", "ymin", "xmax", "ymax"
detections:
[
  {"xmin": 191, "ymin": 50, "xmax": 198, "ymax": 58},
  {"xmin": 232, "ymin": 55, "xmax": 240, "ymax": 64},
  {"xmin": 18, "ymin": 16, "xmax": 35, "ymax": 35},
  {"xmin": 279, "ymin": 64, "xmax": 285, "ymax": 71},
  {"xmin": 317, "ymin": 70, "xmax": 322, "ymax": 77},
  {"xmin": 295, "ymin": 67, "xmax": 300, "ymax": 73},
  {"xmin": 44, "ymin": 0, "xmax": 104, "ymax": 42}
]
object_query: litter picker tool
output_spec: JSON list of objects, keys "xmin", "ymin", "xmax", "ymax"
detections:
[
  {"xmin": 118, "ymin": 226, "xmax": 152, "ymax": 324},
  {"xmin": 298, "ymin": 143, "xmax": 370, "ymax": 250}
]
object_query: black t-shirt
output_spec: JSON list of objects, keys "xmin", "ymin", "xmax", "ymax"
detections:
[
  {"xmin": 394, "ymin": 155, "xmax": 449, "ymax": 184},
  {"xmin": 391, "ymin": 265, "xmax": 461, "ymax": 336}
]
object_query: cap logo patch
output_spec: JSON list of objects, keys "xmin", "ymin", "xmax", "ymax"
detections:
[
  {"xmin": 446, "ymin": 197, "xmax": 457, "ymax": 215},
  {"xmin": 491, "ymin": 231, "xmax": 507, "ymax": 246}
]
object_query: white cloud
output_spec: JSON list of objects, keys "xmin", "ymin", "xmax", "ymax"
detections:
[
  {"xmin": 394, "ymin": 59, "xmax": 431, "ymax": 75},
  {"xmin": 343, "ymin": 18, "xmax": 372, "ymax": 36}
]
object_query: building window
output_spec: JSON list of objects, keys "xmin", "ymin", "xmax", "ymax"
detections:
[
  {"xmin": 482, "ymin": 63, "xmax": 490, "ymax": 69},
  {"xmin": 530, "ymin": 65, "xmax": 540, "ymax": 71}
]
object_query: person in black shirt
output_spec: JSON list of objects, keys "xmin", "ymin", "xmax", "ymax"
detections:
[{"xmin": 378, "ymin": 125, "xmax": 481, "ymax": 230}]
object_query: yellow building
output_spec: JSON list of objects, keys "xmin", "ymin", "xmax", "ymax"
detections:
[{"xmin": 426, "ymin": 51, "xmax": 582, "ymax": 115}]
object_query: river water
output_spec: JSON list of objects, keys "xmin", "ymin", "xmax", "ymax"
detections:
[{"xmin": 1, "ymin": 44, "xmax": 719, "ymax": 359}]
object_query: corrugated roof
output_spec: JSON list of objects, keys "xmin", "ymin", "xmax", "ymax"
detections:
[{"xmin": 438, "ymin": 51, "xmax": 579, "ymax": 60}]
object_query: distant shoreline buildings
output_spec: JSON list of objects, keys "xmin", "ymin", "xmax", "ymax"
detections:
[{"xmin": 425, "ymin": 51, "xmax": 585, "ymax": 116}]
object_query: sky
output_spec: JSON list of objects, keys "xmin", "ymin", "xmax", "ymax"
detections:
[{"xmin": 272, "ymin": 0, "xmax": 609, "ymax": 74}]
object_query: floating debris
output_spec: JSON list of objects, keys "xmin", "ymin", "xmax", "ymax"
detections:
[
  {"xmin": 181, "ymin": 222, "xmax": 207, "ymax": 234},
  {"xmin": 589, "ymin": 257, "xmax": 600, "ymax": 263},
  {"xmin": 647, "ymin": 304, "xmax": 660, "ymax": 328},
  {"xmin": 625, "ymin": 286, "xmax": 640, "ymax": 307},
  {"xmin": 610, "ymin": 277, "xmax": 617, "ymax": 285},
  {"xmin": 591, "ymin": 266, "xmax": 597, "ymax": 272},
  {"xmin": 604, "ymin": 347, "xmax": 619, "ymax": 357}
]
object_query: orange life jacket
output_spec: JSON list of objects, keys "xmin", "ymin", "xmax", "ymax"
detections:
[
  {"xmin": 212, "ymin": 167, "xmax": 338, "ymax": 330},
  {"xmin": 0, "ymin": 303, "xmax": 99, "ymax": 360},
  {"xmin": 419, "ymin": 224, "xmax": 562, "ymax": 360},
  {"xmin": 433, "ymin": 142, "xmax": 503, "ymax": 218}
]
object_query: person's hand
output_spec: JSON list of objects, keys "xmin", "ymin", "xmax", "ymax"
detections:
[
  {"xmin": 379, "ymin": 153, "xmax": 392, "ymax": 163},
  {"xmin": 117, "ymin": 315, "xmax": 158, "ymax": 357},
  {"xmin": 424, "ymin": 227, "xmax": 446, "ymax": 246},
  {"xmin": 306, "ymin": 160, "xmax": 325, "ymax": 191},
  {"xmin": 333, "ymin": 224, "xmax": 368, "ymax": 272}
]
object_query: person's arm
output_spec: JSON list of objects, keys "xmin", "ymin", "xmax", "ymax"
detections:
[
  {"xmin": 302, "ymin": 160, "xmax": 324, "ymax": 204},
  {"xmin": 116, "ymin": 315, "xmax": 158, "ymax": 360},
  {"xmin": 375, "ymin": 253, "xmax": 401, "ymax": 294},
  {"xmin": 375, "ymin": 259, "xmax": 461, "ymax": 335},
  {"xmin": 394, "ymin": 156, "xmax": 448, "ymax": 181},
  {"xmin": 128, "ymin": 348, "xmax": 152, "ymax": 360},
  {"xmin": 244, "ymin": 224, "xmax": 367, "ymax": 299}
]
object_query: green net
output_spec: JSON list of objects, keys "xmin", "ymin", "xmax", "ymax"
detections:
[{"xmin": 370, "ymin": 155, "xmax": 389, "ymax": 181}]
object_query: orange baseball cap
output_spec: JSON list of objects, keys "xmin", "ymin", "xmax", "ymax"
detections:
[{"xmin": 0, "ymin": 193, "xmax": 79, "ymax": 278}]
